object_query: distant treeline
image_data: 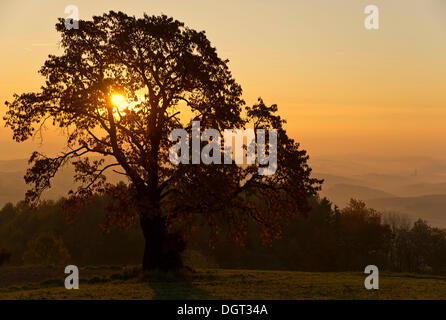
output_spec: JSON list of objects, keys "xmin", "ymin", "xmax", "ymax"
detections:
[
  {"xmin": 1, "ymin": 196, "xmax": 446, "ymax": 274},
  {"xmin": 0, "ymin": 198, "xmax": 143, "ymax": 266},
  {"xmin": 200, "ymin": 198, "xmax": 446, "ymax": 274}
]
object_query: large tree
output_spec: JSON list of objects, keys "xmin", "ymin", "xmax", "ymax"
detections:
[{"xmin": 4, "ymin": 11, "xmax": 322, "ymax": 271}]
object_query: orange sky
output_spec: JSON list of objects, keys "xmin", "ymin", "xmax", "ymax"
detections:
[{"xmin": 1, "ymin": 0, "xmax": 445, "ymax": 160}]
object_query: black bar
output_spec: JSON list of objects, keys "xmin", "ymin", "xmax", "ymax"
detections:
[{"xmin": 0, "ymin": 300, "xmax": 442, "ymax": 319}]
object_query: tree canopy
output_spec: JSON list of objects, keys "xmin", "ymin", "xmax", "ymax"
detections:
[{"xmin": 4, "ymin": 11, "xmax": 322, "ymax": 270}]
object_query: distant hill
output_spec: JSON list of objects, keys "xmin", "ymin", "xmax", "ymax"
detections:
[
  {"xmin": 321, "ymin": 183, "xmax": 395, "ymax": 208},
  {"xmin": 2, "ymin": 156, "xmax": 446, "ymax": 229},
  {"xmin": 320, "ymin": 182, "xmax": 446, "ymax": 229},
  {"xmin": 0, "ymin": 158, "xmax": 122, "ymax": 208},
  {"xmin": 396, "ymin": 182, "xmax": 446, "ymax": 197},
  {"xmin": 0, "ymin": 170, "xmax": 28, "ymax": 206},
  {"xmin": 0, "ymin": 166, "xmax": 80, "ymax": 207},
  {"xmin": 313, "ymin": 173, "xmax": 364, "ymax": 186},
  {"xmin": 368, "ymin": 194, "xmax": 446, "ymax": 228}
]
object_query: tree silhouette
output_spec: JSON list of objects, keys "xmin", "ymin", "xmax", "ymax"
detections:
[{"xmin": 4, "ymin": 11, "xmax": 322, "ymax": 271}]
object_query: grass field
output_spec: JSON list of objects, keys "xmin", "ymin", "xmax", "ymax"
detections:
[{"xmin": 1, "ymin": 266, "xmax": 446, "ymax": 299}]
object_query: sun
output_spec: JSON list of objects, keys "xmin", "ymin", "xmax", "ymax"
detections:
[
  {"xmin": 110, "ymin": 93, "xmax": 144, "ymax": 115},
  {"xmin": 111, "ymin": 94, "xmax": 128, "ymax": 110}
]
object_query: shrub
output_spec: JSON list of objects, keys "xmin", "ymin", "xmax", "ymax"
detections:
[{"xmin": 22, "ymin": 232, "xmax": 71, "ymax": 266}]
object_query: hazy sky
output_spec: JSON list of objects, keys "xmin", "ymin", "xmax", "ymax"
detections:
[{"xmin": 0, "ymin": 0, "xmax": 445, "ymax": 160}]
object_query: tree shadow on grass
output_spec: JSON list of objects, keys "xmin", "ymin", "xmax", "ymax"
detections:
[{"xmin": 144, "ymin": 271, "xmax": 212, "ymax": 299}]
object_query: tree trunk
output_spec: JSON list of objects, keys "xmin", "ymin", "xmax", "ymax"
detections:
[{"xmin": 140, "ymin": 214, "xmax": 185, "ymax": 272}]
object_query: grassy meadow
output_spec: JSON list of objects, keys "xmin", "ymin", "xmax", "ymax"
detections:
[{"xmin": 1, "ymin": 266, "xmax": 446, "ymax": 299}]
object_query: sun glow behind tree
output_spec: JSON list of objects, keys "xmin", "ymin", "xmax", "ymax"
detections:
[
  {"xmin": 111, "ymin": 93, "xmax": 146, "ymax": 115},
  {"xmin": 111, "ymin": 94, "xmax": 127, "ymax": 110}
]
